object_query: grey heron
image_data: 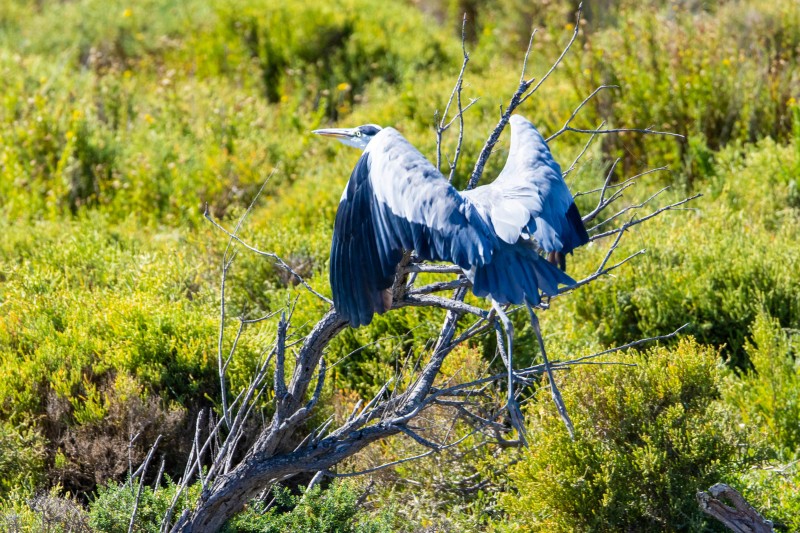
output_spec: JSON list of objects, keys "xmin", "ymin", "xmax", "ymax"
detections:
[
  {"xmin": 314, "ymin": 115, "xmax": 589, "ymax": 438},
  {"xmin": 314, "ymin": 115, "xmax": 588, "ymax": 325}
]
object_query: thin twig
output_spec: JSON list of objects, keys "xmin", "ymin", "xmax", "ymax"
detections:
[
  {"xmin": 561, "ymin": 126, "xmax": 685, "ymax": 139},
  {"xmin": 590, "ymin": 194, "xmax": 702, "ymax": 242},
  {"xmin": 526, "ymin": 306, "xmax": 574, "ymax": 439},
  {"xmin": 204, "ymin": 212, "xmax": 332, "ymax": 305},
  {"xmin": 547, "ymin": 85, "xmax": 618, "ymax": 141},
  {"xmin": 563, "ymin": 120, "xmax": 605, "ymax": 178},
  {"xmin": 130, "ymin": 435, "xmax": 162, "ymax": 533},
  {"xmin": 436, "ymin": 14, "xmax": 471, "ymax": 175},
  {"xmin": 450, "ymin": 15, "xmax": 471, "ymax": 181},
  {"xmin": 562, "ymin": 324, "xmax": 689, "ymax": 365},
  {"xmin": 519, "ymin": 3, "xmax": 584, "ymax": 105},
  {"xmin": 573, "ymin": 166, "xmax": 667, "ymax": 198},
  {"xmin": 589, "ymin": 186, "xmax": 670, "ymax": 231}
]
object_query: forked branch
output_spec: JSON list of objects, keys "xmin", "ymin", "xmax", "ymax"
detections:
[{"xmin": 151, "ymin": 6, "xmax": 694, "ymax": 531}]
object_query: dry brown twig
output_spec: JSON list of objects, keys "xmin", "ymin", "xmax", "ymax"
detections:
[{"xmin": 124, "ymin": 6, "xmax": 700, "ymax": 531}]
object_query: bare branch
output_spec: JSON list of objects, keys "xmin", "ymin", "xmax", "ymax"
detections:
[
  {"xmin": 397, "ymin": 294, "xmax": 487, "ymax": 318},
  {"xmin": 560, "ymin": 249, "xmax": 646, "ymax": 295},
  {"xmin": 436, "ymin": 14, "xmax": 471, "ymax": 176},
  {"xmin": 274, "ymin": 313, "xmax": 289, "ymax": 416},
  {"xmin": 153, "ymin": 457, "xmax": 166, "ymax": 495},
  {"xmin": 397, "ymin": 425, "xmax": 444, "ymax": 450},
  {"xmin": 563, "ymin": 120, "xmax": 605, "ymax": 178},
  {"xmin": 519, "ymin": 29, "xmax": 538, "ymax": 83},
  {"xmin": 588, "ymin": 186, "xmax": 670, "ymax": 231},
  {"xmin": 596, "ymin": 215, "xmax": 633, "ymax": 274},
  {"xmin": 560, "ymin": 324, "xmax": 689, "ymax": 366},
  {"xmin": 449, "ymin": 16, "xmax": 470, "ymax": 182},
  {"xmin": 574, "ymin": 165, "xmax": 666, "ymax": 198},
  {"xmin": 204, "ymin": 212, "xmax": 332, "ymax": 305},
  {"xmin": 130, "ymin": 435, "xmax": 162, "ymax": 533},
  {"xmin": 526, "ymin": 306, "xmax": 574, "ymax": 439},
  {"xmin": 409, "ymin": 278, "xmax": 469, "ymax": 296},
  {"xmin": 697, "ymin": 483, "xmax": 774, "ymax": 533},
  {"xmin": 329, "ymin": 424, "xmax": 485, "ymax": 479},
  {"xmin": 581, "ymin": 158, "xmax": 621, "ymax": 223},
  {"xmin": 468, "ymin": 4, "xmax": 583, "ymax": 189},
  {"xmin": 547, "ymin": 85, "xmax": 618, "ymax": 142},
  {"xmin": 590, "ymin": 193, "xmax": 702, "ymax": 242},
  {"xmin": 404, "ymin": 264, "xmax": 463, "ymax": 274},
  {"xmin": 559, "ymin": 126, "xmax": 685, "ymax": 139},
  {"xmin": 519, "ymin": 3, "xmax": 583, "ymax": 105}
]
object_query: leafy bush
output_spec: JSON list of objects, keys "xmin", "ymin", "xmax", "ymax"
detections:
[
  {"xmin": 88, "ymin": 477, "xmax": 199, "ymax": 533},
  {"xmin": 2, "ymin": 0, "xmax": 800, "ymax": 527},
  {"xmin": 0, "ymin": 487, "xmax": 90, "ymax": 533},
  {"xmin": 207, "ymin": 0, "xmax": 452, "ymax": 117},
  {"xmin": 541, "ymin": 136, "xmax": 800, "ymax": 367},
  {"xmin": 0, "ymin": 421, "xmax": 46, "ymax": 499},
  {"xmin": 222, "ymin": 482, "xmax": 397, "ymax": 533},
  {"xmin": 736, "ymin": 464, "xmax": 800, "ymax": 532},
  {"xmin": 496, "ymin": 339, "xmax": 763, "ymax": 531},
  {"xmin": 722, "ymin": 311, "xmax": 800, "ymax": 530},
  {"xmin": 573, "ymin": 0, "xmax": 800, "ymax": 175},
  {"xmin": 726, "ymin": 310, "xmax": 800, "ymax": 458}
]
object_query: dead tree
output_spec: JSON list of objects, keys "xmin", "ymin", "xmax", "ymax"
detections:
[
  {"xmin": 148, "ymin": 6, "xmax": 696, "ymax": 531},
  {"xmin": 697, "ymin": 484, "xmax": 774, "ymax": 533}
]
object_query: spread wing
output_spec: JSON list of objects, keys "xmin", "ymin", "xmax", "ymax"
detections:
[
  {"xmin": 462, "ymin": 114, "xmax": 589, "ymax": 256},
  {"xmin": 330, "ymin": 128, "xmax": 497, "ymax": 327}
]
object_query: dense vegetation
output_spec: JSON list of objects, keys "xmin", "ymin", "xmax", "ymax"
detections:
[{"xmin": 0, "ymin": 0, "xmax": 798, "ymax": 530}]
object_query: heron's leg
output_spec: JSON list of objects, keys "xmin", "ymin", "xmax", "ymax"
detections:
[
  {"xmin": 525, "ymin": 303, "xmax": 575, "ymax": 439},
  {"xmin": 492, "ymin": 300, "xmax": 527, "ymax": 445}
]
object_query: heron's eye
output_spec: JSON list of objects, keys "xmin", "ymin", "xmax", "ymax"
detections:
[{"xmin": 355, "ymin": 131, "xmax": 362, "ymax": 137}]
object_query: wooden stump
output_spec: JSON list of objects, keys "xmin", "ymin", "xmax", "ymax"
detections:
[{"xmin": 697, "ymin": 483, "xmax": 773, "ymax": 533}]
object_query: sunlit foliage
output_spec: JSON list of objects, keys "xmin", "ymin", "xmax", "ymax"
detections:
[{"xmin": 0, "ymin": 0, "xmax": 799, "ymax": 530}]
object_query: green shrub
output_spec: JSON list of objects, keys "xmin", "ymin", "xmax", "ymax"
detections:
[
  {"xmin": 0, "ymin": 487, "xmax": 89, "ymax": 533},
  {"xmin": 736, "ymin": 464, "xmax": 800, "ymax": 532},
  {"xmin": 572, "ymin": 0, "xmax": 800, "ymax": 175},
  {"xmin": 496, "ymin": 339, "xmax": 763, "ymax": 532},
  {"xmin": 540, "ymin": 137, "xmax": 800, "ymax": 367},
  {"xmin": 725, "ymin": 310, "xmax": 800, "ymax": 458},
  {"xmin": 222, "ymin": 482, "xmax": 397, "ymax": 533},
  {"xmin": 0, "ymin": 420, "xmax": 46, "ymax": 499},
  {"xmin": 207, "ymin": 0, "xmax": 452, "ymax": 117},
  {"xmin": 88, "ymin": 477, "xmax": 199, "ymax": 533},
  {"xmin": 722, "ymin": 311, "xmax": 800, "ymax": 530}
]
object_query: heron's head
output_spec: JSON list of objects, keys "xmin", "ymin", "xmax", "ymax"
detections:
[{"xmin": 312, "ymin": 124, "xmax": 383, "ymax": 150}]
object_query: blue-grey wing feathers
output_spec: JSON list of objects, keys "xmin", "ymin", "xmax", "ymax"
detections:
[
  {"xmin": 331, "ymin": 128, "xmax": 498, "ymax": 327},
  {"xmin": 330, "ymin": 122, "xmax": 581, "ymax": 327},
  {"xmin": 463, "ymin": 115, "xmax": 589, "ymax": 258}
]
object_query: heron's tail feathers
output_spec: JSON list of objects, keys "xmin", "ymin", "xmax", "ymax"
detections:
[{"xmin": 470, "ymin": 244, "xmax": 575, "ymax": 306}]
